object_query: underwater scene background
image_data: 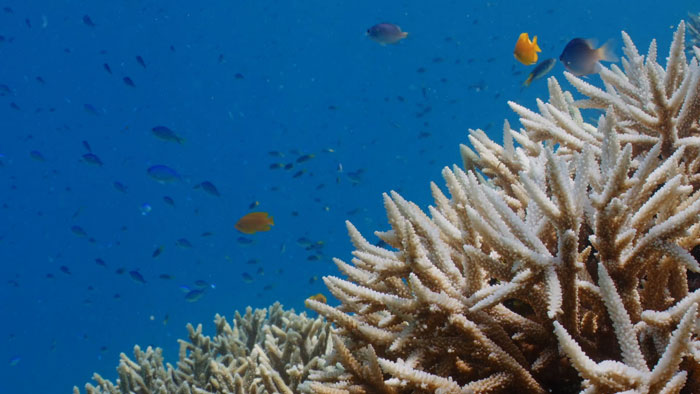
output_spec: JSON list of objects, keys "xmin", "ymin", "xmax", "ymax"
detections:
[{"xmin": 0, "ymin": 0, "xmax": 694, "ymax": 392}]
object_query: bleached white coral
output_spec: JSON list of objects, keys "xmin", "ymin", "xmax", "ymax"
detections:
[{"xmin": 305, "ymin": 21, "xmax": 700, "ymax": 393}]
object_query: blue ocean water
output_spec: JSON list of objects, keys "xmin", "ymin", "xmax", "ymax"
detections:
[{"xmin": 0, "ymin": 1, "xmax": 693, "ymax": 392}]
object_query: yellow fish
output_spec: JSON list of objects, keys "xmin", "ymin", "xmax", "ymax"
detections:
[{"xmin": 513, "ymin": 33, "xmax": 541, "ymax": 66}]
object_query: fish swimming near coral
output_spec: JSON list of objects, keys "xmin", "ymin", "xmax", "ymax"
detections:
[
  {"xmin": 513, "ymin": 32, "xmax": 541, "ymax": 65},
  {"xmin": 559, "ymin": 38, "xmax": 617, "ymax": 76},
  {"xmin": 522, "ymin": 58, "xmax": 556, "ymax": 87},
  {"xmin": 367, "ymin": 23, "xmax": 408, "ymax": 45},
  {"xmin": 235, "ymin": 212, "xmax": 274, "ymax": 234}
]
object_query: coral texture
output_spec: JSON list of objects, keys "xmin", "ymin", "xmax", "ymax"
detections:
[
  {"xmin": 304, "ymin": 22, "xmax": 700, "ymax": 393},
  {"xmin": 76, "ymin": 303, "xmax": 333, "ymax": 394}
]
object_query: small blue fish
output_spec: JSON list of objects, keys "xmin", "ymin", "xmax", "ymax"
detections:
[
  {"xmin": 71, "ymin": 225, "xmax": 87, "ymax": 237},
  {"xmin": 113, "ymin": 181, "xmax": 128, "ymax": 193},
  {"xmin": 175, "ymin": 238, "xmax": 193, "ymax": 248},
  {"xmin": 129, "ymin": 270, "xmax": 146, "ymax": 284},
  {"xmin": 367, "ymin": 23, "xmax": 408, "ymax": 45},
  {"xmin": 195, "ymin": 181, "xmax": 220, "ymax": 196},
  {"xmin": 523, "ymin": 58, "xmax": 556, "ymax": 87},
  {"xmin": 237, "ymin": 236, "xmax": 254, "ymax": 245},
  {"xmin": 29, "ymin": 150, "xmax": 45, "ymax": 161},
  {"xmin": 151, "ymin": 126, "xmax": 184, "ymax": 144},
  {"xmin": 136, "ymin": 55, "xmax": 146, "ymax": 68},
  {"xmin": 82, "ymin": 15, "xmax": 95, "ymax": 27},
  {"xmin": 242, "ymin": 272, "xmax": 253, "ymax": 283},
  {"xmin": 123, "ymin": 77, "xmax": 135, "ymax": 87},
  {"xmin": 8, "ymin": 355, "xmax": 20, "ymax": 367},
  {"xmin": 184, "ymin": 288, "xmax": 205, "ymax": 302},
  {"xmin": 147, "ymin": 165, "xmax": 181, "ymax": 183},
  {"xmin": 560, "ymin": 38, "xmax": 617, "ymax": 76},
  {"xmin": 82, "ymin": 153, "xmax": 103, "ymax": 166}
]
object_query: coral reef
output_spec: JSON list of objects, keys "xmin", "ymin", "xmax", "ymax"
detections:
[
  {"xmin": 80, "ymin": 23, "xmax": 700, "ymax": 394},
  {"xmin": 76, "ymin": 303, "xmax": 333, "ymax": 394},
  {"xmin": 304, "ymin": 22, "xmax": 700, "ymax": 393}
]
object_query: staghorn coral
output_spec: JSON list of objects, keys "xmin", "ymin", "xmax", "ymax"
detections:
[
  {"xmin": 304, "ymin": 22, "xmax": 700, "ymax": 393},
  {"xmin": 76, "ymin": 302, "xmax": 333, "ymax": 394}
]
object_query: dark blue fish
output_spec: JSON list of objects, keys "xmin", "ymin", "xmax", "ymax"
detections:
[
  {"xmin": 9, "ymin": 355, "xmax": 21, "ymax": 367},
  {"xmin": 159, "ymin": 273, "xmax": 174, "ymax": 280},
  {"xmin": 147, "ymin": 165, "xmax": 181, "ymax": 183},
  {"xmin": 83, "ymin": 104, "xmax": 100, "ymax": 115},
  {"xmin": 136, "ymin": 55, "xmax": 146, "ymax": 68},
  {"xmin": 123, "ymin": 77, "xmax": 135, "ymax": 87},
  {"xmin": 82, "ymin": 140, "xmax": 92, "ymax": 152},
  {"xmin": 367, "ymin": 23, "xmax": 408, "ymax": 45},
  {"xmin": 95, "ymin": 258, "xmax": 107, "ymax": 267},
  {"xmin": 184, "ymin": 288, "xmax": 205, "ymax": 302},
  {"xmin": 82, "ymin": 15, "xmax": 95, "ymax": 27},
  {"xmin": 103, "ymin": 63, "xmax": 112, "ymax": 74},
  {"xmin": 559, "ymin": 38, "xmax": 617, "ymax": 76},
  {"xmin": 71, "ymin": 225, "xmax": 87, "ymax": 237},
  {"xmin": 523, "ymin": 58, "xmax": 556, "ymax": 87},
  {"xmin": 237, "ymin": 236, "xmax": 254, "ymax": 245},
  {"xmin": 82, "ymin": 153, "xmax": 103, "ymax": 166},
  {"xmin": 194, "ymin": 280, "xmax": 209, "ymax": 288},
  {"xmin": 162, "ymin": 196, "xmax": 175, "ymax": 206},
  {"xmin": 0, "ymin": 84, "xmax": 12, "ymax": 96},
  {"xmin": 129, "ymin": 270, "xmax": 146, "ymax": 284},
  {"xmin": 152, "ymin": 245, "xmax": 164, "ymax": 258},
  {"xmin": 113, "ymin": 181, "xmax": 128, "ymax": 193},
  {"xmin": 242, "ymin": 272, "xmax": 253, "ymax": 283},
  {"xmin": 175, "ymin": 238, "xmax": 192, "ymax": 248},
  {"xmin": 195, "ymin": 181, "xmax": 220, "ymax": 196},
  {"xmin": 59, "ymin": 265, "xmax": 71, "ymax": 275},
  {"xmin": 151, "ymin": 126, "xmax": 184, "ymax": 143},
  {"xmin": 29, "ymin": 150, "xmax": 45, "ymax": 162}
]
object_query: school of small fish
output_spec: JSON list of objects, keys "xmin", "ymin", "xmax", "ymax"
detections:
[{"xmin": 1, "ymin": 3, "xmax": 655, "ymax": 377}]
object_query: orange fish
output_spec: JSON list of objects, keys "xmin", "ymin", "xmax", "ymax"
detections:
[
  {"xmin": 235, "ymin": 212, "xmax": 274, "ymax": 234},
  {"xmin": 513, "ymin": 33, "xmax": 541, "ymax": 66}
]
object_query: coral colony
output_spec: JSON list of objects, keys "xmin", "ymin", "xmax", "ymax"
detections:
[{"xmin": 78, "ymin": 22, "xmax": 700, "ymax": 394}]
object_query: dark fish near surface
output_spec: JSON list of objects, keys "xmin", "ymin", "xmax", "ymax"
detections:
[
  {"xmin": 147, "ymin": 165, "xmax": 181, "ymax": 183},
  {"xmin": 82, "ymin": 153, "xmax": 103, "ymax": 166},
  {"xmin": 129, "ymin": 270, "xmax": 146, "ymax": 284},
  {"xmin": 163, "ymin": 196, "xmax": 175, "ymax": 206},
  {"xmin": 152, "ymin": 245, "xmax": 164, "ymax": 258},
  {"xmin": 136, "ymin": 55, "xmax": 146, "ymax": 68},
  {"xmin": 175, "ymin": 238, "xmax": 192, "ymax": 248},
  {"xmin": 523, "ymin": 58, "xmax": 556, "ymax": 87},
  {"xmin": 82, "ymin": 15, "xmax": 95, "ymax": 27},
  {"xmin": 367, "ymin": 23, "xmax": 408, "ymax": 45},
  {"xmin": 113, "ymin": 181, "xmax": 128, "ymax": 193},
  {"xmin": 559, "ymin": 38, "xmax": 617, "ymax": 76},
  {"xmin": 195, "ymin": 181, "xmax": 220, "ymax": 196},
  {"xmin": 123, "ymin": 76, "xmax": 135, "ymax": 87},
  {"xmin": 29, "ymin": 150, "xmax": 45, "ymax": 161},
  {"xmin": 151, "ymin": 126, "xmax": 184, "ymax": 143},
  {"xmin": 71, "ymin": 225, "xmax": 87, "ymax": 237}
]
